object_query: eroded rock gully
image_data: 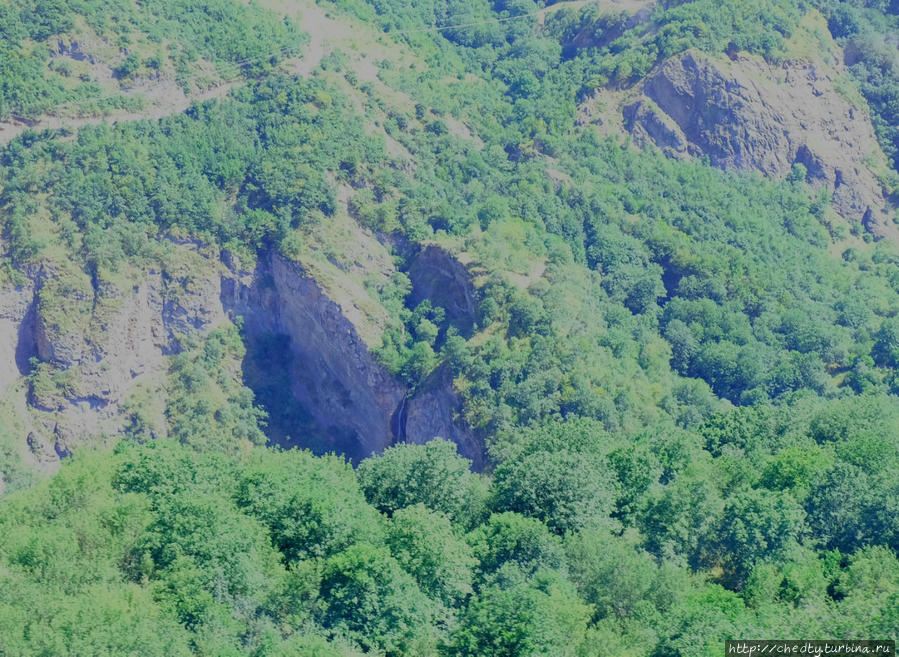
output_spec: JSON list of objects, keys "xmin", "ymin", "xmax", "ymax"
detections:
[{"xmin": 225, "ymin": 251, "xmax": 483, "ymax": 467}]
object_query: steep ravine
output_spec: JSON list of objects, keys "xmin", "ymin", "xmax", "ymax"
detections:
[
  {"xmin": 224, "ymin": 250, "xmax": 484, "ymax": 467},
  {"xmin": 222, "ymin": 251, "xmax": 407, "ymax": 461},
  {"xmin": 0, "ymin": 245, "xmax": 484, "ymax": 475}
]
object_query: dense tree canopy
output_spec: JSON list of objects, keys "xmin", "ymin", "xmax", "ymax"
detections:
[{"xmin": 2, "ymin": 0, "xmax": 899, "ymax": 654}]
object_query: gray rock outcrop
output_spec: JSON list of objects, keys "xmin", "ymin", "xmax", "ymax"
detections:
[
  {"xmin": 620, "ymin": 50, "xmax": 896, "ymax": 237},
  {"xmin": 223, "ymin": 252, "xmax": 407, "ymax": 460},
  {"xmin": 404, "ymin": 364, "xmax": 484, "ymax": 469},
  {"xmin": 0, "ymin": 242, "xmax": 484, "ymax": 470},
  {"xmin": 407, "ymin": 246, "xmax": 479, "ymax": 337}
]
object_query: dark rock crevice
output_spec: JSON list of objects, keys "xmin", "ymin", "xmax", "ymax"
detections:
[
  {"xmin": 222, "ymin": 250, "xmax": 485, "ymax": 467},
  {"xmin": 406, "ymin": 245, "xmax": 479, "ymax": 338}
]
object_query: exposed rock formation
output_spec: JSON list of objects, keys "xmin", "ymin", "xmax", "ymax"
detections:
[
  {"xmin": 223, "ymin": 252, "xmax": 407, "ymax": 460},
  {"xmin": 616, "ymin": 50, "xmax": 895, "ymax": 237},
  {"xmin": 0, "ymin": 277, "xmax": 37, "ymax": 397},
  {"xmin": 3, "ymin": 248, "xmax": 231, "ymax": 458},
  {"xmin": 224, "ymin": 251, "xmax": 484, "ymax": 465},
  {"xmin": 407, "ymin": 246, "xmax": 479, "ymax": 337},
  {"xmin": 404, "ymin": 364, "xmax": 484, "ymax": 469},
  {"xmin": 0, "ymin": 242, "xmax": 483, "ymax": 469}
]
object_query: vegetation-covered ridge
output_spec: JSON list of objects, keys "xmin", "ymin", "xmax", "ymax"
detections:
[
  {"xmin": 1, "ymin": 0, "xmax": 899, "ymax": 655},
  {"xmin": 0, "ymin": 0, "xmax": 305, "ymax": 122}
]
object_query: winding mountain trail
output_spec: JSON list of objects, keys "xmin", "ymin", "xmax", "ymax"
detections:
[
  {"xmin": 0, "ymin": 79, "xmax": 243, "ymax": 145},
  {"xmin": 0, "ymin": 0, "xmax": 641, "ymax": 146},
  {"xmin": 0, "ymin": 0, "xmax": 379, "ymax": 145},
  {"xmin": 0, "ymin": 0, "xmax": 339, "ymax": 146}
]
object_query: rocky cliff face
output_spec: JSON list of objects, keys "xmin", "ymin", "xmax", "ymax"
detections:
[
  {"xmin": 598, "ymin": 49, "xmax": 896, "ymax": 237},
  {"xmin": 224, "ymin": 250, "xmax": 484, "ymax": 464},
  {"xmin": 223, "ymin": 252, "xmax": 407, "ymax": 460},
  {"xmin": 1, "ymin": 244, "xmax": 232, "ymax": 464},
  {"xmin": 403, "ymin": 363, "xmax": 485, "ymax": 469},
  {"xmin": 0, "ymin": 276, "xmax": 36, "ymax": 398},
  {"xmin": 407, "ymin": 246, "xmax": 479, "ymax": 337},
  {"xmin": 0, "ymin": 242, "xmax": 484, "ymax": 471}
]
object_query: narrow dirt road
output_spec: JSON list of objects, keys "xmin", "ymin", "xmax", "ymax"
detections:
[
  {"xmin": 0, "ymin": 0, "xmax": 356, "ymax": 146},
  {"xmin": 0, "ymin": 0, "xmax": 624, "ymax": 146},
  {"xmin": 0, "ymin": 0, "xmax": 358, "ymax": 146},
  {"xmin": 0, "ymin": 79, "xmax": 248, "ymax": 145}
]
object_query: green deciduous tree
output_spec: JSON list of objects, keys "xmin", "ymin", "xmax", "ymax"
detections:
[
  {"xmin": 467, "ymin": 512, "xmax": 567, "ymax": 582},
  {"xmin": 357, "ymin": 439, "xmax": 488, "ymax": 526},
  {"xmin": 491, "ymin": 448, "xmax": 618, "ymax": 534},
  {"xmin": 235, "ymin": 450, "xmax": 384, "ymax": 562},
  {"xmin": 387, "ymin": 504, "xmax": 476, "ymax": 608},
  {"xmin": 319, "ymin": 543, "xmax": 439, "ymax": 657},
  {"xmin": 449, "ymin": 567, "xmax": 591, "ymax": 657}
]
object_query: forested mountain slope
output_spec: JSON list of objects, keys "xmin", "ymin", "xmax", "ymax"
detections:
[{"xmin": 1, "ymin": 0, "xmax": 899, "ymax": 655}]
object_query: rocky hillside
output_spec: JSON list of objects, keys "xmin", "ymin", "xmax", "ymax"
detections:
[
  {"xmin": 1, "ymin": 0, "xmax": 898, "ymax": 481},
  {"xmin": 2, "ymin": 0, "xmax": 899, "ymax": 654},
  {"xmin": 0, "ymin": 236, "xmax": 483, "ymax": 475},
  {"xmin": 615, "ymin": 49, "xmax": 895, "ymax": 236}
]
